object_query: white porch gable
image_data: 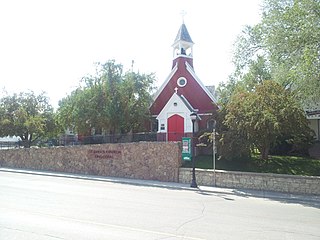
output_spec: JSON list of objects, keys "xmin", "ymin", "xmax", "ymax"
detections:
[{"xmin": 156, "ymin": 91, "xmax": 195, "ymax": 134}]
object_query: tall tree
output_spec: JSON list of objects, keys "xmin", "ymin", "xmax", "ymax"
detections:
[
  {"xmin": 57, "ymin": 60, "xmax": 155, "ymax": 137},
  {"xmin": 224, "ymin": 80, "xmax": 313, "ymax": 160},
  {"xmin": 233, "ymin": 0, "xmax": 320, "ymax": 103},
  {"xmin": 120, "ymin": 71, "xmax": 155, "ymax": 133},
  {"xmin": 212, "ymin": 82, "xmax": 252, "ymax": 161},
  {"xmin": 0, "ymin": 91, "xmax": 56, "ymax": 147}
]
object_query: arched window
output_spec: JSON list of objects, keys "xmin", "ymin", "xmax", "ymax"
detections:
[{"xmin": 207, "ymin": 119, "xmax": 216, "ymax": 131}]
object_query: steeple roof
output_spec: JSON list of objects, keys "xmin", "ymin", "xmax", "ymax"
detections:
[{"xmin": 173, "ymin": 23, "xmax": 194, "ymax": 45}]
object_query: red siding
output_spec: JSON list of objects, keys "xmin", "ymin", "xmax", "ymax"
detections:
[{"xmin": 150, "ymin": 56, "xmax": 218, "ymax": 115}]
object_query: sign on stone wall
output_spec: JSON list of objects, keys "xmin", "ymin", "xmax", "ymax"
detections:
[{"xmin": 87, "ymin": 149, "xmax": 122, "ymax": 160}]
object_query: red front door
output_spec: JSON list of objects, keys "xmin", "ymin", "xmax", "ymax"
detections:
[{"xmin": 167, "ymin": 114, "xmax": 184, "ymax": 141}]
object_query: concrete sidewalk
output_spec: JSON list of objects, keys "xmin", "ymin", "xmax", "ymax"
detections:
[{"xmin": 1, "ymin": 167, "xmax": 319, "ymax": 204}]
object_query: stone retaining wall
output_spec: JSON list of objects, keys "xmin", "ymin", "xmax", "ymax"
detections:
[
  {"xmin": 1, "ymin": 142, "xmax": 319, "ymax": 195},
  {"xmin": 179, "ymin": 168, "xmax": 320, "ymax": 195},
  {"xmin": 0, "ymin": 142, "xmax": 182, "ymax": 182}
]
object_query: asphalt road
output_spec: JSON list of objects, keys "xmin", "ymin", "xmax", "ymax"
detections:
[{"xmin": 0, "ymin": 171, "xmax": 319, "ymax": 240}]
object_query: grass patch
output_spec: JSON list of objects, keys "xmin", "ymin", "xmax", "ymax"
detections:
[{"xmin": 182, "ymin": 154, "xmax": 320, "ymax": 176}]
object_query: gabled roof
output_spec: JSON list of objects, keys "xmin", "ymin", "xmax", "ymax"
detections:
[
  {"xmin": 173, "ymin": 23, "xmax": 194, "ymax": 45},
  {"xmin": 180, "ymin": 95, "xmax": 196, "ymax": 112},
  {"xmin": 149, "ymin": 56, "xmax": 219, "ymax": 116},
  {"xmin": 156, "ymin": 92, "xmax": 194, "ymax": 121}
]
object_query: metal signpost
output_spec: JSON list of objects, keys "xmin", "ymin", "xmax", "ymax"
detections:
[
  {"xmin": 212, "ymin": 120, "xmax": 216, "ymax": 187},
  {"xmin": 213, "ymin": 128, "xmax": 216, "ymax": 186}
]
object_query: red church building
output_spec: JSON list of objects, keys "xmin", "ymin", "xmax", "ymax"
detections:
[{"xmin": 150, "ymin": 22, "xmax": 219, "ymax": 141}]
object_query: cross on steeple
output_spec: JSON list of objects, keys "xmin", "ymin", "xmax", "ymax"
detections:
[
  {"xmin": 180, "ymin": 10, "xmax": 187, "ymax": 23},
  {"xmin": 174, "ymin": 87, "xmax": 178, "ymax": 93}
]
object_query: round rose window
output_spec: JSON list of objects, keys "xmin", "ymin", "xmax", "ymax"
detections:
[{"xmin": 177, "ymin": 77, "xmax": 187, "ymax": 87}]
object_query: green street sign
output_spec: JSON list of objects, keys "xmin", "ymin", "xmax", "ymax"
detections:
[{"xmin": 182, "ymin": 137, "xmax": 192, "ymax": 161}]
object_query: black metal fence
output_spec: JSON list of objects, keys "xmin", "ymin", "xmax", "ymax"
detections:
[
  {"xmin": 0, "ymin": 132, "xmax": 159, "ymax": 149},
  {"xmin": 0, "ymin": 132, "xmax": 196, "ymax": 149},
  {"xmin": 0, "ymin": 141, "xmax": 20, "ymax": 149},
  {"xmin": 61, "ymin": 132, "xmax": 158, "ymax": 146},
  {"xmin": 58, "ymin": 132, "xmax": 193, "ymax": 146}
]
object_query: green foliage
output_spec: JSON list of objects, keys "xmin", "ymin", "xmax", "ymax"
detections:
[
  {"xmin": 0, "ymin": 91, "xmax": 56, "ymax": 147},
  {"xmin": 242, "ymin": 56, "xmax": 272, "ymax": 89},
  {"xmin": 184, "ymin": 154, "xmax": 320, "ymax": 176},
  {"xmin": 57, "ymin": 60, "xmax": 155, "ymax": 136},
  {"xmin": 217, "ymin": 0, "xmax": 319, "ymax": 161},
  {"xmin": 217, "ymin": 108, "xmax": 251, "ymax": 161},
  {"xmin": 251, "ymin": 154, "xmax": 320, "ymax": 176},
  {"xmin": 270, "ymin": 131, "xmax": 315, "ymax": 156},
  {"xmin": 203, "ymin": 0, "xmax": 318, "ymax": 162},
  {"xmin": 212, "ymin": 83, "xmax": 251, "ymax": 161},
  {"xmin": 233, "ymin": 0, "xmax": 320, "ymax": 103},
  {"xmin": 224, "ymin": 80, "xmax": 314, "ymax": 160}
]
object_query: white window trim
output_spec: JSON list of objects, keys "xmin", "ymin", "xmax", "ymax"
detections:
[{"xmin": 177, "ymin": 77, "xmax": 187, "ymax": 87}]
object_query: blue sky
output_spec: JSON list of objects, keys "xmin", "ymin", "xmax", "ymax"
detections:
[{"xmin": 0, "ymin": 0, "xmax": 262, "ymax": 108}]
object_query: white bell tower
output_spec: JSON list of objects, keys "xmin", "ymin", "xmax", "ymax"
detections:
[{"xmin": 172, "ymin": 15, "xmax": 194, "ymax": 59}]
